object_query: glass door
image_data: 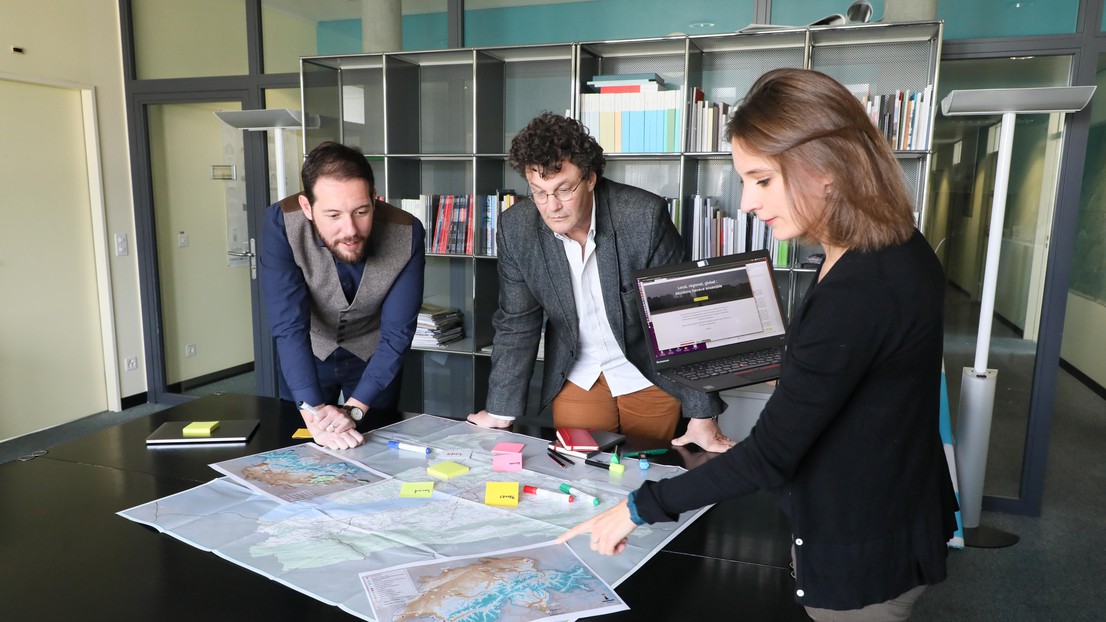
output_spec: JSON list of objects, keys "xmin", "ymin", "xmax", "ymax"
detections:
[
  {"xmin": 141, "ymin": 98, "xmax": 259, "ymax": 400},
  {"xmin": 925, "ymin": 55, "xmax": 1072, "ymax": 502}
]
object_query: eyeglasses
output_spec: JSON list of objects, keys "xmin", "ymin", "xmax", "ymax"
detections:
[{"xmin": 529, "ymin": 176, "xmax": 586, "ymax": 205}]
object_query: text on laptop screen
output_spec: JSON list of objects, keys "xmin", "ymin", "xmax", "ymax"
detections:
[{"xmin": 637, "ymin": 258, "xmax": 786, "ymax": 358}]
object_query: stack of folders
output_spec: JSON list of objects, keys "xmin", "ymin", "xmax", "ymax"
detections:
[{"xmin": 413, "ymin": 302, "xmax": 464, "ymax": 348}]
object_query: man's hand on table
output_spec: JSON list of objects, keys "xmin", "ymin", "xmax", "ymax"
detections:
[
  {"xmin": 299, "ymin": 403, "xmax": 364, "ymax": 449},
  {"xmin": 310, "ymin": 427, "xmax": 365, "ymax": 450},
  {"xmin": 466, "ymin": 410, "xmax": 513, "ymax": 429},
  {"xmin": 671, "ymin": 416, "xmax": 736, "ymax": 453}
]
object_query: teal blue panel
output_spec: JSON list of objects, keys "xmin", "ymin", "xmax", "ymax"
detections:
[
  {"xmin": 403, "ymin": 12, "xmax": 448, "ymax": 50},
  {"xmin": 771, "ymin": 0, "xmax": 886, "ymax": 27},
  {"xmin": 464, "ymin": 0, "xmax": 754, "ymax": 47},
  {"xmin": 317, "ymin": 14, "xmax": 448, "ymax": 54},
  {"xmin": 317, "ymin": 19, "xmax": 362, "ymax": 56},
  {"xmin": 939, "ymin": 0, "xmax": 1078, "ymax": 39}
]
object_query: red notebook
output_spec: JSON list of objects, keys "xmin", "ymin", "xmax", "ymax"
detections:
[{"xmin": 556, "ymin": 428, "xmax": 599, "ymax": 452}]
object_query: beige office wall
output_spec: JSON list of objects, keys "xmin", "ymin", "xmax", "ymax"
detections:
[
  {"xmin": 149, "ymin": 103, "xmax": 253, "ymax": 385},
  {"xmin": 131, "ymin": 0, "xmax": 247, "ymax": 78},
  {"xmin": 0, "ymin": 1, "xmax": 144, "ymax": 405},
  {"xmin": 0, "ymin": 79, "xmax": 108, "ymax": 439},
  {"xmin": 1062, "ymin": 295, "xmax": 1106, "ymax": 388},
  {"xmin": 261, "ymin": 5, "xmax": 318, "ymax": 74}
]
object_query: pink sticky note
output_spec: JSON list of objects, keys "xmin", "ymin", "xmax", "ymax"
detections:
[
  {"xmin": 493, "ymin": 442, "xmax": 525, "ymax": 455},
  {"xmin": 492, "ymin": 452, "xmax": 523, "ymax": 472}
]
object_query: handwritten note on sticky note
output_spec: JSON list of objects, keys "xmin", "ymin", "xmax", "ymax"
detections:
[
  {"xmin": 292, "ymin": 428, "xmax": 313, "ymax": 439},
  {"xmin": 427, "ymin": 461, "xmax": 470, "ymax": 480},
  {"xmin": 492, "ymin": 442, "xmax": 525, "ymax": 454},
  {"xmin": 484, "ymin": 481, "xmax": 520, "ymax": 507},
  {"xmin": 440, "ymin": 449, "xmax": 471, "ymax": 461},
  {"xmin": 400, "ymin": 482, "xmax": 435, "ymax": 498},
  {"xmin": 492, "ymin": 452, "xmax": 523, "ymax": 472}
]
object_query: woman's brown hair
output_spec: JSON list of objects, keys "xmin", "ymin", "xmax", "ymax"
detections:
[{"xmin": 725, "ymin": 68, "xmax": 916, "ymax": 251}]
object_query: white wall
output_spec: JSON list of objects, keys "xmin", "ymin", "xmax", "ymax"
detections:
[
  {"xmin": 0, "ymin": 1, "xmax": 145, "ymax": 403},
  {"xmin": 1062, "ymin": 294, "xmax": 1106, "ymax": 388}
]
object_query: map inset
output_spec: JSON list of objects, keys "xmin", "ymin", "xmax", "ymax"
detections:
[
  {"xmin": 362, "ymin": 542, "xmax": 625, "ymax": 622},
  {"xmin": 119, "ymin": 415, "xmax": 708, "ymax": 621},
  {"xmin": 210, "ymin": 443, "xmax": 390, "ymax": 503}
]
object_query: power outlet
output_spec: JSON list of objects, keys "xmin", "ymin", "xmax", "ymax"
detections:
[
  {"xmin": 185, "ymin": 344, "xmax": 197, "ymax": 357},
  {"xmin": 124, "ymin": 357, "xmax": 138, "ymax": 371},
  {"xmin": 115, "ymin": 233, "xmax": 129, "ymax": 256}
]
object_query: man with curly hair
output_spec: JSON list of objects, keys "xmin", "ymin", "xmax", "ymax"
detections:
[{"xmin": 467, "ymin": 112, "xmax": 733, "ymax": 452}]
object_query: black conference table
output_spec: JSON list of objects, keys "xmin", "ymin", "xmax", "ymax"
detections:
[{"xmin": 0, "ymin": 393, "xmax": 807, "ymax": 621}]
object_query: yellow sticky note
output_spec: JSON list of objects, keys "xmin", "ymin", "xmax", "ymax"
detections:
[
  {"xmin": 427, "ymin": 461, "xmax": 469, "ymax": 480},
  {"xmin": 292, "ymin": 428, "xmax": 313, "ymax": 439},
  {"xmin": 400, "ymin": 482, "xmax": 435, "ymax": 498},
  {"xmin": 484, "ymin": 481, "xmax": 520, "ymax": 507},
  {"xmin": 182, "ymin": 421, "xmax": 220, "ymax": 437}
]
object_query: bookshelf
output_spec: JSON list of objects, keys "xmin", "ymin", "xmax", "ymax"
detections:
[{"xmin": 299, "ymin": 21, "xmax": 942, "ymax": 421}]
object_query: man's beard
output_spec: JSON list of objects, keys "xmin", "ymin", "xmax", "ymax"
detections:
[{"xmin": 312, "ymin": 220, "xmax": 366, "ymax": 264}]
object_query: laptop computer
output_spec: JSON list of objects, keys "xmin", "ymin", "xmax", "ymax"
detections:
[
  {"xmin": 632, "ymin": 250, "xmax": 788, "ymax": 393},
  {"xmin": 145, "ymin": 420, "xmax": 260, "ymax": 445}
]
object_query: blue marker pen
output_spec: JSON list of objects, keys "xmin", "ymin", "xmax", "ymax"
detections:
[{"xmin": 388, "ymin": 440, "xmax": 431, "ymax": 455}]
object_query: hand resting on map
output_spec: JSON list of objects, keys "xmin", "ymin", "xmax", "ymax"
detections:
[
  {"xmin": 299, "ymin": 404, "xmax": 365, "ymax": 450},
  {"xmin": 557, "ymin": 499, "xmax": 637, "ymax": 556}
]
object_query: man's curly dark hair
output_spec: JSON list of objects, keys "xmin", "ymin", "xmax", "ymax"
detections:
[{"xmin": 508, "ymin": 112, "xmax": 605, "ymax": 180}]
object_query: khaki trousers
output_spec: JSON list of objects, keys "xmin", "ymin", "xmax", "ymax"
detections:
[{"xmin": 551, "ymin": 373, "xmax": 680, "ymax": 443}]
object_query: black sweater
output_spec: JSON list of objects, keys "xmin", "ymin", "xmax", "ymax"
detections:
[{"xmin": 634, "ymin": 230, "xmax": 958, "ymax": 610}]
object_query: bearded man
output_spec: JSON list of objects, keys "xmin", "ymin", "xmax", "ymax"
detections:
[{"xmin": 260, "ymin": 141, "xmax": 424, "ymax": 450}]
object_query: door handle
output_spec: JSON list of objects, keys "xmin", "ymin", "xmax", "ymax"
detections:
[{"xmin": 228, "ymin": 239, "xmax": 258, "ymax": 279}]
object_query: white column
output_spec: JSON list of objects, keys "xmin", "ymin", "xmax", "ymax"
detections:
[{"xmin": 363, "ymin": 0, "xmax": 403, "ymax": 53}]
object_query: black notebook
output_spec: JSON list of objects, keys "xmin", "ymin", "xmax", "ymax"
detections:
[
  {"xmin": 145, "ymin": 420, "xmax": 259, "ymax": 445},
  {"xmin": 589, "ymin": 430, "xmax": 626, "ymax": 452}
]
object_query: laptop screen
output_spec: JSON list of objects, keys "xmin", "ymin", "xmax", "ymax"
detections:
[{"xmin": 634, "ymin": 252, "xmax": 787, "ymax": 364}]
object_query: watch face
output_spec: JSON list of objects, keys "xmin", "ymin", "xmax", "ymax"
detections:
[{"xmin": 347, "ymin": 406, "xmax": 364, "ymax": 421}]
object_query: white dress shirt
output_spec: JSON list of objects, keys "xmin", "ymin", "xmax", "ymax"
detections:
[{"xmin": 554, "ymin": 200, "xmax": 652, "ymax": 396}]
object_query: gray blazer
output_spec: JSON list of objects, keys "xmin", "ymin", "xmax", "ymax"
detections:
[{"xmin": 485, "ymin": 177, "xmax": 725, "ymax": 420}]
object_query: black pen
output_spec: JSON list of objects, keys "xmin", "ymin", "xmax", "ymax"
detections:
[
  {"xmin": 548, "ymin": 446, "xmax": 577, "ymax": 465},
  {"xmin": 584, "ymin": 458, "xmax": 610, "ymax": 470},
  {"xmin": 546, "ymin": 449, "xmax": 570, "ymax": 468}
]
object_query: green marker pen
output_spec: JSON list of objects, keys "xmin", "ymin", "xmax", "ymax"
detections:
[{"xmin": 560, "ymin": 482, "xmax": 600, "ymax": 506}]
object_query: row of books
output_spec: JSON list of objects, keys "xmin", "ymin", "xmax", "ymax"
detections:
[
  {"xmin": 413, "ymin": 302, "xmax": 464, "ymax": 348},
  {"xmin": 670, "ymin": 195, "xmax": 790, "ymax": 266},
  {"xmin": 399, "ymin": 192, "xmax": 519, "ymax": 255},
  {"xmin": 687, "ymin": 88, "xmax": 731, "ymax": 152},
  {"xmin": 579, "ymin": 73, "xmax": 682, "ymax": 153},
  {"xmin": 405, "ymin": 190, "xmax": 791, "ymax": 266},
  {"xmin": 855, "ymin": 85, "xmax": 934, "ymax": 151}
]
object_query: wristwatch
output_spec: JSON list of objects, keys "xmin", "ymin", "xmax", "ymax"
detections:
[{"xmin": 342, "ymin": 404, "xmax": 365, "ymax": 421}]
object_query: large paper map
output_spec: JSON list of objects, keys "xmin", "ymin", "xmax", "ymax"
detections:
[
  {"xmin": 362, "ymin": 542, "xmax": 623, "ymax": 622},
  {"xmin": 119, "ymin": 415, "xmax": 708, "ymax": 621}
]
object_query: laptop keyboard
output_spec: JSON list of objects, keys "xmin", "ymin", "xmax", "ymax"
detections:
[{"xmin": 675, "ymin": 346, "xmax": 784, "ymax": 381}]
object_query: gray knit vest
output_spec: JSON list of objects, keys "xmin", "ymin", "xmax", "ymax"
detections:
[{"xmin": 280, "ymin": 194, "xmax": 416, "ymax": 362}]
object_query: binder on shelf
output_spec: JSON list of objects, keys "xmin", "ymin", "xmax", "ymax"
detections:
[{"xmin": 587, "ymin": 72, "xmax": 666, "ymax": 86}]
